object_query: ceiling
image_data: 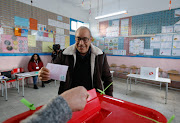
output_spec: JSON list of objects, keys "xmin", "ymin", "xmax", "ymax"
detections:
[{"xmin": 64, "ymin": 0, "xmax": 100, "ymax": 10}]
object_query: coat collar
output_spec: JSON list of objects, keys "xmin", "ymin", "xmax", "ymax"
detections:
[{"xmin": 63, "ymin": 43, "xmax": 103, "ymax": 56}]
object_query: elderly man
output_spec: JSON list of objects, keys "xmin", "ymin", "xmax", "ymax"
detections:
[{"xmin": 39, "ymin": 26, "xmax": 113, "ymax": 96}]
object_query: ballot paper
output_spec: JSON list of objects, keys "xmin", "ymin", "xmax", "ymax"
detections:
[{"xmin": 46, "ymin": 63, "xmax": 68, "ymax": 82}]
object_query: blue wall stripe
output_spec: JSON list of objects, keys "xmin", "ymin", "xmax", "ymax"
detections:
[
  {"xmin": 107, "ymin": 54, "xmax": 180, "ymax": 59},
  {"xmin": 0, "ymin": 53, "xmax": 51, "ymax": 56}
]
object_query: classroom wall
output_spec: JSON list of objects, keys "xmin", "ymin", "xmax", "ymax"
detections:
[
  {"xmin": 0, "ymin": 55, "xmax": 51, "ymax": 72},
  {"xmin": 89, "ymin": 0, "xmax": 180, "ymax": 37},
  {"xmin": 0, "ymin": 0, "xmax": 89, "ymax": 72},
  {"xmin": 89, "ymin": 0, "xmax": 180, "ymax": 76},
  {"xmin": 107, "ymin": 56, "xmax": 180, "ymax": 75},
  {"xmin": 16, "ymin": 0, "xmax": 89, "ymax": 23}
]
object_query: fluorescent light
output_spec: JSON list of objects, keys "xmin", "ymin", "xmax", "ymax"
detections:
[{"xmin": 95, "ymin": 10, "xmax": 127, "ymax": 19}]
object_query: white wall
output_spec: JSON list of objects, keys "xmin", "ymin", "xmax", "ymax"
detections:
[
  {"xmin": 16, "ymin": 0, "xmax": 89, "ymax": 22},
  {"xmin": 89, "ymin": 0, "xmax": 180, "ymax": 37}
]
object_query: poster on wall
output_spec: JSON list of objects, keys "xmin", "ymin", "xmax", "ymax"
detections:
[
  {"xmin": 129, "ymin": 39, "xmax": 144, "ymax": 55},
  {"xmin": 113, "ymin": 38, "xmax": 118, "ymax": 50},
  {"xmin": 144, "ymin": 49, "xmax": 153, "ymax": 55},
  {"xmin": 93, "ymin": 38, "xmax": 104, "ymax": 50},
  {"xmin": 150, "ymin": 42, "xmax": 161, "ymax": 48},
  {"xmin": 42, "ymin": 42, "xmax": 54, "ymax": 52},
  {"xmin": 175, "ymin": 9, "xmax": 180, "ymax": 17},
  {"xmin": 172, "ymin": 49, "xmax": 180, "ymax": 56},
  {"xmin": 1, "ymin": 34, "xmax": 28, "ymax": 53},
  {"xmin": 151, "ymin": 36, "xmax": 160, "ymax": 42},
  {"xmin": 55, "ymin": 34, "xmax": 65, "ymax": 49},
  {"xmin": 28, "ymin": 35, "xmax": 36, "ymax": 47},
  {"xmin": 173, "ymin": 34, "xmax": 180, "ymax": 41},
  {"xmin": 160, "ymin": 49, "xmax": 171, "ymax": 56},
  {"xmin": 113, "ymin": 50, "xmax": 126, "ymax": 55},
  {"xmin": 31, "ymin": 30, "xmax": 53, "ymax": 42},
  {"xmin": 106, "ymin": 20, "xmax": 119, "ymax": 37},
  {"xmin": 121, "ymin": 19, "xmax": 129, "ymax": 36},
  {"xmin": 38, "ymin": 24, "xmax": 46, "ymax": 31},
  {"xmin": 65, "ymin": 36, "xmax": 70, "ymax": 48},
  {"xmin": 173, "ymin": 42, "xmax": 180, "ymax": 48}
]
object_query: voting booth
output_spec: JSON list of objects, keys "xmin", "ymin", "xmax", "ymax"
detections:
[
  {"xmin": 140, "ymin": 67, "xmax": 159, "ymax": 79},
  {"xmin": 3, "ymin": 89, "xmax": 167, "ymax": 123}
]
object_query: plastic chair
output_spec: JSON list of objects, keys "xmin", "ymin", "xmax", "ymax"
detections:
[
  {"xmin": 129, "ymin": 66, "xmax": 139, "ymax": 84},
  {"xmin": 117, "ymin": 64, "xmax": 129, "ymax": 78},
  {"xmin": 129, "ymin": 65, "xmax": 139, "ymax": 74},
  {"xmin": 167, "ymin": 70, "xmax": 180, "ymax": 88},
  {"xmin": 1, "ymin": 68, "xmax": 20, "ymax": 101},
  {"xmin": 110, "ymin": 64, "xmax": 117, "ymax": 78}
]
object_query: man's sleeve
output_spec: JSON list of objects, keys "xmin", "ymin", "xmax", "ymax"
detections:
[
  {"xmin": 101, "ymin": 54, "xmax": 113, "ymax": 96},
  {"xmin": 21, "ymin": 96, "xmax": 72, "ymax": 123}
]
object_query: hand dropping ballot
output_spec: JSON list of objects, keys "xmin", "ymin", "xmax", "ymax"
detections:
[{"xmin": 46, "ymin": 63, "xmax": 68, "ymax": 81}]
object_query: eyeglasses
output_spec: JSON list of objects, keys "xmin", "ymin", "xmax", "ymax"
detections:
[{"xmin": 75, "ymin": 37, "xmax": 90, "ymax": 43}]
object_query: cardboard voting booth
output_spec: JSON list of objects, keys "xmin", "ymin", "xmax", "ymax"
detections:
[
  {"xmin": 3, "ymin": 89, "xmax": 167, "ymax": 123},
  {"xmin": 140, "ymin": 67, "xmax": 159, "ymax": 79}
]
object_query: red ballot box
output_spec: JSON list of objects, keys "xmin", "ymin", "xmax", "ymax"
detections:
[{"xmin": 3, "ymin": 89, "xmax": 167, "ymax": 123}]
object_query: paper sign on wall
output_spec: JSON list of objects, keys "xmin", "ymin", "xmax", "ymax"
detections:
[
  {"xmin": 30, "ymin": 18, "xmax": 38, "ymax": 30},
  {"xmin": 42, "ymin": 42, "xmax": 53, "ymax": 52},
  {"xmin": 21, "ymin": 29, "xmax": 28, "ymax": 37},
  {"xmin": 14, "ymin": 27, "xmax": 21, "ymax": 36},
  {"xmin": 28, "ymin": 35, "xmax": 36, "ymax": 47},
  {"xmin": 14, "ymin": 16, "xmax": 29, "ymax": 27},
  {"xmin": 1, "ymin": 34, "xmax": 28, "ymax": 53}
]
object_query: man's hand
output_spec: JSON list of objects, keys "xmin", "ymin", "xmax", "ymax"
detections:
[
  {"xmin": 60, "ymin": 86, "xmax": 88, "ymax": 112},
  {"xmin": 38, "ymin": 67, "xmax": 50, "ymax": 81}
]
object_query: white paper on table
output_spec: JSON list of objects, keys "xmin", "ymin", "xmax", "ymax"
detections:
[{"xmin": 46, "ymin": 63, "xmax": 68, "ymax": 82}]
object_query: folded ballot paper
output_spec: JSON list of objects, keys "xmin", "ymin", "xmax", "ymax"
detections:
[{"xmin": 46, "ymin": 63, "xmax": 68, "ymax": 82}]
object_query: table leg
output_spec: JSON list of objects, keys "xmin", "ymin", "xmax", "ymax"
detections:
[
  {"xmin": 126, "ymin": 77, "xmax": 129, "ymax": 95},
  {"xmin": 165, "ymin": 82, "xmax": 168, "ymax": 104},
  {"xmin": 18, "ymin": 80, "xmax": 19, "ymax": 94},
  {"xmin": 1, "ymin": 81, "xmax": 4, "ymax": 97},
  {"xmin": 130, "ymin": 78, "xmax": 132, "ymax": 91},
  {"xmin": 55, "ymin": 80, "xmax": 56, "ymax": 86},
  {"xmin": 4, "ymin": 81, "xmax": 7, "ymax": 101},
  {"xmin": 22, "ymin": 78, "xmax": 24, "ymax": 97},
  {"xmin": 160, "ymin": 82, "xmax": 162, "ymax": 90},
  {"xmin": 135, "ymin": 78, "xmax": 137, "ymax": 84}
]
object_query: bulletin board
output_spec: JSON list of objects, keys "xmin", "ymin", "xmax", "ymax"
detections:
[
  {"xmin": 97, "ymin": 8, "xmax": 180, "ymax": 59},
  {"xmin": 0, "ymin": 0, "xmax": 70, "ymax": 55}
]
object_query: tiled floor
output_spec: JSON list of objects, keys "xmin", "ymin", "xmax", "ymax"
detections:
[{"xmin": 0, "ymin": 78, "xmax": 180, "ymax": 123}]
